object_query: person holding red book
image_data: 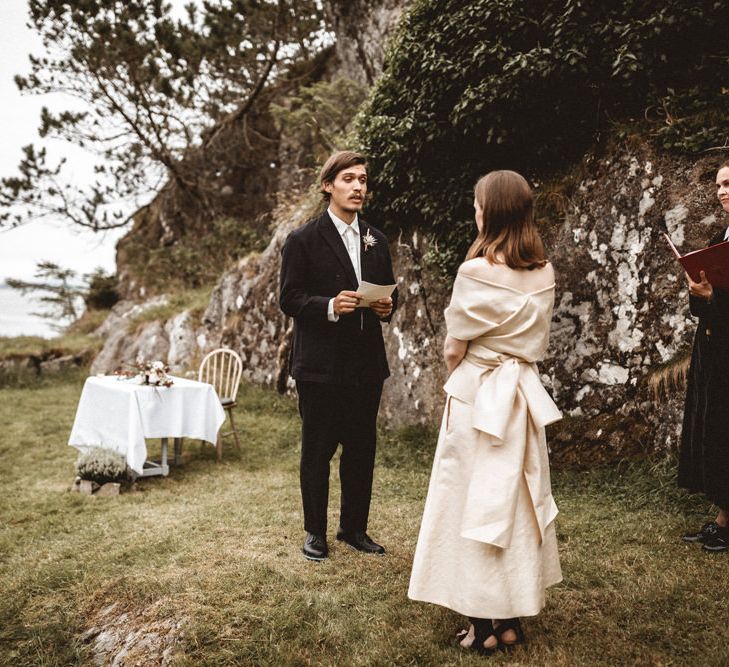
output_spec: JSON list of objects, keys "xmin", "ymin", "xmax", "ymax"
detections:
[{"xmin": 679, "ymin": 161, "xmax": 729, "ymax": 553}]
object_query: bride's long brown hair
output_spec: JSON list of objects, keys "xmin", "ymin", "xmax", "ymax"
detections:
[{"xmin": 466, "ymin": 170, "xmax": 547, "ymax": 270}]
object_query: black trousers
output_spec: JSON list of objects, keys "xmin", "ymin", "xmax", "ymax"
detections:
[{"xmin": 296, "ymin": 380, "xmax": 383, "ymax": 536}]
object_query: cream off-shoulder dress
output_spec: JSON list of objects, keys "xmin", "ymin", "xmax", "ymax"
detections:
[{"xmin": 408, "ymin": 259, "xmax": 563, "ymax": 619}]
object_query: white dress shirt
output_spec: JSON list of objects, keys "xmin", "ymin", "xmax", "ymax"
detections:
[
  {"xmin": 327, "ymin": 208, "xmax": 361, "ymax": 322},
  {"xmin": 724, "ymin": 226, "xmax": 729, "ymax": 241}
]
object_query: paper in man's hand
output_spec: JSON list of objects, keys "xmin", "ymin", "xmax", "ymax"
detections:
[{"xmin": 356, "ymin": 280, "xmax": 397, "ymax": 307}]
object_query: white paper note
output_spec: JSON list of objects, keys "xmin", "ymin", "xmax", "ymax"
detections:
[{"xmin": 356, "ymin": 280, "xmax": 397, "ymax": 307}]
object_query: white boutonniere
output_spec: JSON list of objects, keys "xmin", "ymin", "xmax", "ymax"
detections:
[{"xmin": 363, "ymin": 228, "xmax": 377, "ymax": 252}]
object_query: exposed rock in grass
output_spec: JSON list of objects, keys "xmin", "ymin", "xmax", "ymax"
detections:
[
  {"xmin": 80, "ymin": 601, "xmax": 185, "ymax": 666},
  {"xmin": 94, "ymin": 482, "xmax": 121, "ymax": 498},
  {"xmin": 78, "ymin": 480, "xmax": 99, "ymax": 495},
  {"xmin": 0, "ymin": 350, "xmax": 92, "ymax": 383},
  {"xmin": 39, "ymin": 354, "xmax": 81, "ymax": 374},
  {"xmin": 73, "ymin": 479, "xmax": 122, "ymax": 497},
  {"xmin": 0, "ymin": 355, "xmax": 40, "ymax": 375}
]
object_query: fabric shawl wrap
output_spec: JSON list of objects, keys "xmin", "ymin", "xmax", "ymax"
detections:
[{"xmin": 442, "ymin": 272, "xmax": 562, "ymax": 549}]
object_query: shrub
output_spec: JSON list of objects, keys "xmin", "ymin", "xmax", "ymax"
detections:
[
  {"xmin": 120, "ymin": 217, "xmax": 266, "ymax": 292},
  {"xmin": 357, "ymin": 0, "xmax": 729, "ymax": 273},
  {"xmin": 272, "ymin": 76, "xmax": 368, "ymax": 169},
  {"xmin": 84, "ymin": 269, "xmax": 120, "ymax": 310},
  {"xmin": 75, "ymin": 447, "xmax": 130, "ymax": 484}
]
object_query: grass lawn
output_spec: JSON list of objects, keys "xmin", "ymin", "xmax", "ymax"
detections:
[{"xmin": 1, "ymin": 371, "xmax": 727, "ymax": 666}]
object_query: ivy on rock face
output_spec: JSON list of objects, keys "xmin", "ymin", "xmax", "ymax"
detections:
[{"xmin": 357, "ymin": 0, "xmax": 729, "ymax": 271}]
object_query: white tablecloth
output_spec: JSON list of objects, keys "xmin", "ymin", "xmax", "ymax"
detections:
[{"xmin": 68, "ymin": 375, "xmax": 226, "ymax": 474}]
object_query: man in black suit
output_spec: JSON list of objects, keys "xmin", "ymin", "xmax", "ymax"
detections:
[{"xmin": 279, "ymin": 150, "xmax": 398, "ymax": 561}]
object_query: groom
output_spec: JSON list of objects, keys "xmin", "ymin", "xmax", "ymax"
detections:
[{"xmin": 279, "ymin": 150, "xmax": 398, "ymax": 561}]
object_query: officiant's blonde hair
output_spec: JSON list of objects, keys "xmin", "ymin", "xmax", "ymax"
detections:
[{"xmin": 466, "ymin": 170, "xmax": 547, "ymax": 270}]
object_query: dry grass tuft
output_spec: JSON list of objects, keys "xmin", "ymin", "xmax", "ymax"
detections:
[{"xmin": 647, "ymin": 350, "xmax": 692, "ymax": 402}]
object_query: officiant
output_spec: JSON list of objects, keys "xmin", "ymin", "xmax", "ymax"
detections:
[
  {"xmin": 678, "ymin": 161, "xmax": 729, "ymax": 554},
  {"xmin": 279, "ymin": 150, "xmax": 398, "ymax": 561}
]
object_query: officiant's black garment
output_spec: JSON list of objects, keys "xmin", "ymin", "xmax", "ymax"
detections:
[
  {"xmin": 279, "ymin": 211, "xmax": 398, "ymax": 535},
  {"xmin": 679, "ymin": 227, "xmax": 729, "ymax": 509}
]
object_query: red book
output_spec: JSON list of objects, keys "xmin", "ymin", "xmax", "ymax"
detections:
[{"xmin": 664, "ymin": 233, "xmax": 729, "ymax": 289}]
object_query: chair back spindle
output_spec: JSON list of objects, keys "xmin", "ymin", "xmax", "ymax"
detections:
[{"xmin": 198, "ymin": 348, "xmax": 243, "ymax": 402}]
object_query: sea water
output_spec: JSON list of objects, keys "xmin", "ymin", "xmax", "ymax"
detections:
[{"xmin": 0, "ymin": 284, "xmax": 60, "ymax": 338}]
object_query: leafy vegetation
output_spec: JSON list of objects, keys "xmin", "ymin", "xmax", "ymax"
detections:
[
  {"xmin": 2, "ymin": 374, "xmax": 729, "ymax": 665},
  {"xmin": 119, "ymin": 216, "xmax": 266, "ymax": 292},
  {"xmin": 1, "ymin": 0, "xmax": 326, "ymax": 232},
  {"xmin": 272, "ymin": 76, "xmax": 368, "ymax": 171},
  {"xmin": 357, "ymin": 0, "xmax": 729, "ymax": 272},
  {"xmin": 84, "ymin": 269, "xmax": 120, "ymax": 311}
]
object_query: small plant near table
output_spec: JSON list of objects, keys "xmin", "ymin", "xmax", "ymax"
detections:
[{"xmin": 75, "ymin": 447, "xmax": 130, "ymax": 484}]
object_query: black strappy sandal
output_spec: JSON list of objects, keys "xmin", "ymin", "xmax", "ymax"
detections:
[
  {"xmin": 493, "ymin": 617, "xmax": 525, "ymax": 650},
  {"xmin": 454, "ymin": 628, "xmax": 469, "ymax": 645},
  {"xmin": 469, "ymin": 617, "xmax": 500, "ymax": 656}
]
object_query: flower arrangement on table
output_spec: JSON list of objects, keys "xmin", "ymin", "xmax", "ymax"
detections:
[{"xmin": 114, "ymin": 358, "xmax": 174, "ymax": 387}]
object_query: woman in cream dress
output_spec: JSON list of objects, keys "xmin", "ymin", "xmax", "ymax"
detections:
[{"xmin": 408, "ymin": 170, "xmax": 562, "ymax": 655}]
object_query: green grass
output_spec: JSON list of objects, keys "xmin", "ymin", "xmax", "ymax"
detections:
[
  {"xmin": 66, "ymin": 309, "xmax": 110, "ymax": 336},
  {"xmin": 0, "ymin": 333, "xmax": 102, "ymax": 359},
  {"xmin": 1, "ymin": 373, "xmax": 728, "ymax": 666},
  {"xmin": 128, "ymin": 286, "xmax": 213, "ymax": 328}
]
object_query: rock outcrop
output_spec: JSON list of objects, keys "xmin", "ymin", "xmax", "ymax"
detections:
[
  {"xmin": 324, "ymin": 0, "xmax": 411, "ymax": 86},
  {"xmin": 90, "ymin": 0, "xmax": 729, "ymax": 454},
  {"xmin": 113, "ymin": 0, "xmax": 412, "ymax": 300},
  {"xmin": 541, "ymin": 144, "xmax": 725, "ymax": 454},
  {"xmin": 90, "ymin": 297, "xmax": 199, "ymax": 376},
  {"xmin": 92, "ymin": 139, "xmax": 729, "ymax": 454}
]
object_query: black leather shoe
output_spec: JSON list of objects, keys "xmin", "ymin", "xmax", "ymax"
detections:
[
  {"xmin": 336, "ymin": 529, "xmax": 385, "ymax": 555},
  {"xmin": 303, "ymin": 532, "xmax": 328, "ymax": 561},
  {"xmin": 703, "ymin": 525, "xmax": 729, "ymax": 553},
  {"xmin": 682, "ymin": 521, "xmax": 719, "ymax": 543}
]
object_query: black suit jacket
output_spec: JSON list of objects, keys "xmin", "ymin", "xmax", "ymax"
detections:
[{"xmin": 279, "ymin": 211, "xmax": 398, "ymax": 385}]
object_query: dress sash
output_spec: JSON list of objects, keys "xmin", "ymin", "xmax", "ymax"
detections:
[{"xmin": 443, "ymin": 352, "xmax": 562, "ymax": 548}]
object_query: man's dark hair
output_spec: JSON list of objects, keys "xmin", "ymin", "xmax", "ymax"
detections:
[{"xmin": 319, "ymin": 151, "xmax": 367, "ymax": 200}]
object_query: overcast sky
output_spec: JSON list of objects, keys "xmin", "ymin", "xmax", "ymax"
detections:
[
  {"xmin": 0, "ymin": 0, "xmax": 195, "ymax": 283},
  {"xmin": 0, "ymin": 1, "xmax": 119, "ymax": 282}
]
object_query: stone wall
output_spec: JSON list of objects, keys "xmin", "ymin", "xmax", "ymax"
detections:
[
  {"xmin": 89, "ymin": 0, "xmax": 729, "ymax": 454},
  {"xmin": 543, "ymin": 144, "xmax": 727, "ymax": 452},
  {"xmin": 90, "ymin": 140, "xmax": 729, "ymax": 454}
]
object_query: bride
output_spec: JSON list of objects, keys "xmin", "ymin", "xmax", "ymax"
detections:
[{"xmin": 408, "ymin": 170, "xmax": 562, "ymax": 655}]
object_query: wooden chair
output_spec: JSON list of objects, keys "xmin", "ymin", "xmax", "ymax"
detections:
[{"xmin": 198, "ymin": 348, "xmax": 243, "ymax": 461}]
